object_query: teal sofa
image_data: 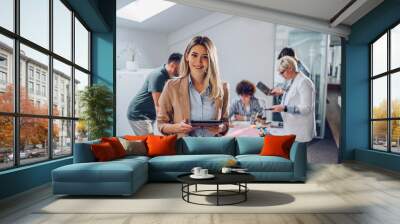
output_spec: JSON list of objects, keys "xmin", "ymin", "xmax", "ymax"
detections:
[{"xmin": 52, "ymin": 137, "xmax": 307, "ymax": 196}]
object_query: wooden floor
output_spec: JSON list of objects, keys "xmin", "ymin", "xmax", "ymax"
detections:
[{"xmin": 1, "ymin": 162, "xmax": 400, "ymax": 224}]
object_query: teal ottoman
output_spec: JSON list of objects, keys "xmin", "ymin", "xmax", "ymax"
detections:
[{"xmin": 52, "ymin": 156, "xmax": 148, "ymax": 196}]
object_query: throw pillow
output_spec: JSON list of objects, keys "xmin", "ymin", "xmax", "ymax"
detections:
[
  {"xmin": 124, "ymin": 135, "xmax": 148, "ymax": 141},
  {"xmin": 91, "ymin": 142, "xmax": 117, "ymax": 161},
  {"xmin": 259, "ymin": 135, "xmax": 296, "ymax": 159},
  {"xmin": 118, "ymin": 138, "xmax": 147, "ymax": 156},
  {"xmin": 146, "ymin": 135, "xmax": 177, "ymax": 157},
  {"xmin": 101, "ymin": 137, "xmax": 127, "ymax": 158}
]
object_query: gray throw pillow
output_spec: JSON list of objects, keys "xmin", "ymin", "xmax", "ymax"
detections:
[{"xmin": 118, "ymin": 138, "xmax": 147, "ymax": 156}]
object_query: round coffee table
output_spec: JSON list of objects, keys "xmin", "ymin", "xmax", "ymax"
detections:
[{"xmin": 177, "ymin": 173, "xmax": 255, "ymax": 206}]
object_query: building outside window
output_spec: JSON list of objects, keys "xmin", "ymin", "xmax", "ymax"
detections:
[
  {"xmin": 35, "ymin": 70, "xmax": 40, "ymax": 81},
  {"xmin": 28, "ymin": 81, "xmax": 34, "ymax": 94},
  {"xmin": 0, "ymin": 54, "xmax": 7, "ymax": 89},
  {"xmin": 41, "ymin": 73, "xmax": 46, "ymax": 83},
  {"xmin": 35, "ymin": 83, "xmax": 40, "ymax": 95},
  {"xmin": 0, "ymin": 54, "xmax": 7, "ymax": 67},
  {"xmin": 42, "ymin": 85, "xmax": 46, "ymax": 97},
  {"xmin": 28, "ymin": 67, "xmax": 34, "ymax": 80},
  {"xmin": 0, "ymin": 71, "xmax": 6, "ymax": 85}
]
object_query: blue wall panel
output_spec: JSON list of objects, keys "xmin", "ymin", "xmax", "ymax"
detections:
[{"xmin": 344, "ymin": 0, "xmax": 400, "ymax": 171}]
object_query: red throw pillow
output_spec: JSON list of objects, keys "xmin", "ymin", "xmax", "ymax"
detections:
[
  {"xmin": 91, "ymin": 142, "xmax": 117, "ymax": 162},
  {"xmin": 101, "ymin": 137, "xmax": 127, "ymax": 158},
  {"xmin": 124, "ymin": 135, "xmax": 148, "ymax": 141},
  {"xmin": 259, "ymin": 135, "xmax": 296, "ymax": 159},
  {"xmin": 146, "ymin": 135, "xmax": 177, "ymax": 157}
]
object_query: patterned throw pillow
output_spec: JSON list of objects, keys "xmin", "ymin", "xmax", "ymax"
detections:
[{"xmin": 118, "ymin": 138, "xmax": 147, "ymax": 156}]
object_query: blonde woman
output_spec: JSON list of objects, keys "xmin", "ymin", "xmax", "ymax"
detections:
[
  {"xmin": 157, "ymin": 36, "xmax": 229, "ymax": 137},
  {"xmin": 271, "ymin": 56, "xmax": 316, "ymax": 142}
]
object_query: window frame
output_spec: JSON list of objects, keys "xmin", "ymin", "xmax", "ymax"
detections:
[
  {"xmin": 370, "ymin": 20, "xmax": 400, "ymax": 154},
  {"xmin": 0, "ymin": 0, "xmax": 92, "ymax": 171}
]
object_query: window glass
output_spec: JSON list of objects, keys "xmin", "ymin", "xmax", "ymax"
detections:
[
  {"xmin": 372, "ymin": 121, "xmax": 388, "ymax": 151},
  {"xmin": 75, "ymin": 120, "xmax": 88, "ymax": 143},
  {"xmin": 74, "ymin": 18, "xmax": 89, "ymax": 70},
  {"xmin": 0, "ymin": 35, "xmax": 14, "ymax": 113},
  {"xmin": 53, "ymin": 0, "xmax": 72, "ymax": 60},
  {"xmin": 391, "ymin": 72, "xmax": 400, "ymax": 118},
  {"xmin": 0, "ymin": 0, "xmax": 14, "ymax": 31},
  {"xmin": 53, "ymin": 119, "xmax": 72, "ymax": 157},
  {"xmin": 74, "ymin": 69, "xmax": 89, "ymax": 118},
  {"xmin": 372, "ymin": 34, "xmax": 387, "ymax": 76},
  {"xmin": 20, "ymin": 117, "xmax": 49, "ymax": 165},
  {"xmin": 53, "ymin": 59, "xmax": 72, "ymax": 117},
  {"xmin": 20, "ymin": 44, "xmax": 49, "ymax": 115},
  {"xmin": 0, "ymin": 116, "xmax": 13, "ymax": 170},
  {"xmin": 391, "ymin": 120, "xmax": 400, "ymax": 153},
  {"xmin": 372, "ymin": 77, "xmax": 387, "ymax": 119},
  {"xmin": 391, "ymin": 24, "xmax": 400, "ymax": 70},
  {"xmin": 20, "ymin": 0, "xmax": 49, "ymax": 49},
  {"xmin": 274, "ymin": 25, "xmax": 328, "ymax": 138}
]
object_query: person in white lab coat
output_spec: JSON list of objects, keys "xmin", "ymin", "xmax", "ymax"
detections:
[{"xmin": 270, "ymin": 56, "xmax": 316, "ymax": 143}]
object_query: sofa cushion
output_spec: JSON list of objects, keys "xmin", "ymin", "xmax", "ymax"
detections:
[
  {"xmin": 101, "ymin": 137, "xmax": 127, "ymax": 158},
  {"xmin": 236, "ymin": 155, "xmax": 293, "ymax": 172},
  {"xmin": 147, "ymin": 135, "xmax": 177, "ymax": 157},
  {"xmin": 91, "ymin": 142, "xmax": 118, "ymax": 161},
  {"xmin": 118, "ymin": 138, "xmax": 147, "ymax": 156},
  {"xmin": 148, "ymin": 154, "xmax": 235, "ymax": 172},
  {"xmin": 74, "ymin": 139, "xmax": 100, "ymax": 163},
  {"xmin": 124, "ymin": 135, "xmax": 148, "ymax": 141},
  {"xmin": 235, "ymin": 137, "xmax": 264, "ymax": 155},
  {"xmin": 260, "ymin": 135, "xmax": 296, "ymax": 159},
  {"xmin": 53, "ymin": 158, "xmax": 147, "ymax": 183},
  {"xmin": 178, "ymin": 137, "xmax": 235, "ymax": 155}
]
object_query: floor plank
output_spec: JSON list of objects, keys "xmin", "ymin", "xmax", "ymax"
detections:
[{"xmin": 1, "ymin": 162, "xmax": 400, "ymax": 224}]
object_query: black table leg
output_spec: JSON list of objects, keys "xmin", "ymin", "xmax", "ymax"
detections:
[
  {"xmin": 245, "ymin": 183, "xmax": 247, "ymax": 201},
  {"xmin": 217, "ymin": 184, "xmax": 219, "ymax": 206}
]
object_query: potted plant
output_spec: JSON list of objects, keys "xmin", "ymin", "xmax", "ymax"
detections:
[{"xmin": 79, "ymin": 84, "xmax": 113, "ymax": 140}]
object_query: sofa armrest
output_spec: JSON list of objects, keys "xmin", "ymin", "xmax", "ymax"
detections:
[
  {"xmin": 289, "ymin": 142, "xmax": 307, "ymax": 181},
  {"xmin": 73, "ymin": 140, "xmax": 100, "ymax": 163}
]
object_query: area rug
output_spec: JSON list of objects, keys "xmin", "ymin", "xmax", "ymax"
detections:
[{"xmin": 37, "ymin": 183, "xmax": 362, "ymax": 214}]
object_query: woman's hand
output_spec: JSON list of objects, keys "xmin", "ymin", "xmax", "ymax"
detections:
[
  {"xmin": 207, "ymin": 123, "xmax": 228, "ymax": 136},
  {"xmin": 271, "ymin": 104, "xmax": 285, "ymax": 112},
  {"xmin": 234, "ymin": 114, "xmax": 246, "ymax": 121},
  {"xmin": 172, "ymin": 121, "xmax": 193, "ymax": 134},
  {"xmin": 270, "ymin": 87, "xmax": 284, "ymax": 96}
]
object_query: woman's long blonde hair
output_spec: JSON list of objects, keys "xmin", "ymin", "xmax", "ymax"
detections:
[{"xmin": 179, "ymin": 36, "xmax": 223, "ymax": 100}]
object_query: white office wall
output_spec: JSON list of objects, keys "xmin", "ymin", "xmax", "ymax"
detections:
[
  {"xmin": 168, "ymin": 14, "xmax": 276, "ymax": 108},
  {"xmin": 117, "ymin": 27, "xmax": 169, "ymax": 70}
]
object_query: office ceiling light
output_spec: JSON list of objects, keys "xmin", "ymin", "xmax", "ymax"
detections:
[{"xmin": 117, "ymin": 0, "xmax": 176, "ymax": 23}]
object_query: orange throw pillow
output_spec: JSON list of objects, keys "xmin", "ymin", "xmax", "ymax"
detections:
[
  {"xmin": 124, "ymin": 135, "xmax": 148, "ymax": 141},
  {"xmin": 91, "ymin": 142, "xmax": 117, "ymax": 162},
  {"xmin": 259, "ymin": 135, "xmax": 296, "ymax": 159},
  {"xmin": 101, "ymin": 137, "xmax": 127, "ymax": 158},
  {"xmin": 146, "ymin": 135, "xmax": 177, "ymax": 157}
]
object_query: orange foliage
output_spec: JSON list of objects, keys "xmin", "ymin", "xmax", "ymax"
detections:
[{"xmin": 0, "ymin": 84, "xmax": 60, "ymax": 149}]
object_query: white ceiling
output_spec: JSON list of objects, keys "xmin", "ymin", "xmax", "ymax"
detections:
[
  {"xmin": 117, "ymin": 2, "xmax": 213, "ymax": 33},
  {"xmin": 222, "ymin": 0, "xmax": 382, "ymax": 26},
  {"xmin": 225, "ymin": 0, "xmax": 352, "ymax": 23},
  {"xmin": 117, "ymin": 0, "xmax": 383, "ymax": 36}
]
